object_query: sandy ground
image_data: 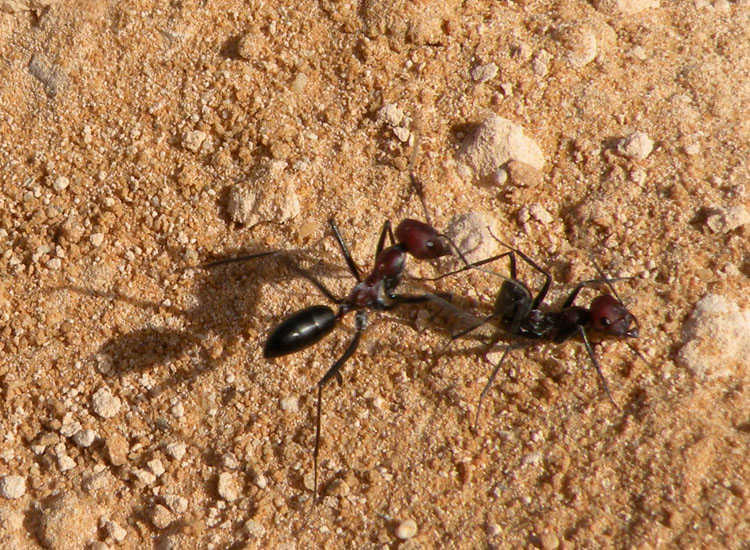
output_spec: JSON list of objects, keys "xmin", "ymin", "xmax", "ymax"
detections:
[{"xmin": 1, "ymin": 0, "xmax": 750, "ymax": 549}]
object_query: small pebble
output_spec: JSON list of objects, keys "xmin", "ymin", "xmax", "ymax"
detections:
[
  {"xmin": 290, "ymin": 72, "xmax": 308, "ymax": 93},
  {"xmin": 393, "ymin": 126, "xmax": 410, "ymax": 142},
  {"xmin": 151, "ymin": 504, "xmax": 175, "ymax": 530},
  {"xmin": 183, "ymin": 130, "xmax": 207, "ymax": 152},
  {"xmin": 92, "ymin": 387, "xmax": 121, "ymax": 418},
  {"xmin": 104, "ymin": 519, "xmax": 127, "ymax": 543},
  {"xmin": 106, "ymin": 432, "xmax": 129, "ymax": 466},
  {"xmin": 279, "ymin": 396, "xmax": 299, "ymax": 412},
  {"xmin": 486, "ymin": 522, "xmax": 502, "ymax": 536},
  {"xmin": 529, "ymin": 204, "xmax": 553, "ymax": 225},
  {"xmin": 395, "ymin": 519, "xmax": 418, "ymax": 540},
  {"xmin": 90, "ymin": 233, "xmax": 105, "ymax": 247},
  {"xmin": 0, "ymin": 475, "xmax": 26, "ymax": 499},
  {"xmin": 244, "ymin": 519, "xmax": 266, "ymax": 538},
  {"xmin": 617, "ymin": 131, "xmax": 653, "ymax": 160},
  {"xmin": 471, "ymin": 62, "xmax": 498, "ymax": 83},
  {"xmin": 131, "ymin": 469, "xmax": 156, "ymax": 486},
  {"xmin": 148, "ymin": 459, "xmax": 165, "ymax": 477},
  {"xmin": 165, "ymin": 494, "xmax": 188, "ymax": 514},
  {"xmin": 217, "ymin": 472, "xmax": 241, "ymax": 502},
  {"xmin": 377, "ymin": 103, "xmax": 404, "ymax": 127},
  {"xmin": 73, "ymin": 429, "xmax": 97, "ymax": 448},
  {"xmin": 539, "ymin": 530, "xmax": 560, "ymax": 550},
  {"xmin": 164, "ymin": 442, "xmax": 187, "ymax": 461},
  {"xmin": 53, "ymin": 176, "xmax": 69, "ymax": 191},
  {"xmin": 58, "ymin": 454, "xmax": 76, "ymax": 471}
]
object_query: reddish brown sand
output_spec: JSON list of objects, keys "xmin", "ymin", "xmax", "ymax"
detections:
[{"xmin": 1, "ymin": 1, "xmax": 749, "ymax": 549}]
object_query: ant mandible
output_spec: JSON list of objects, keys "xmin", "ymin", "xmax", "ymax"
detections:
[
  {"xmin": 434, "ymin": 240, "xmax": 648, "ymax": 429},
  {"xmin": 203, "ymin": 217, "xmax": 465, "ymax": 502}
]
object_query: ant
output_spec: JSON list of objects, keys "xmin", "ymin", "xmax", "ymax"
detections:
[
  {"xmin": 203, "ymin": 217, "xmax": 468, "ymax": 502},
  {"xmin": 432, "ymin": 239, "xmax": 648, "ymax": 429}
]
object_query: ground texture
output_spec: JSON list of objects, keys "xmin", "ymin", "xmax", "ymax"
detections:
[{"xmin": 1, "ymin": 1, "xmax": 750, "ymax": 549}]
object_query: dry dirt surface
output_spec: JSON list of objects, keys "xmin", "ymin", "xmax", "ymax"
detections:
[{"xmin": 2, "ymin": 1, "xmax": 750, "ymax": 549}]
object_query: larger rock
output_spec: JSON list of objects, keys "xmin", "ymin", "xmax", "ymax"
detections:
[
  {"xmin": 457, "ymin": 115, "xmax": 544, "ymax": 184},
  {"xmin": 677, "ymin": 294, "xmax": 750, "ymax": 379}
]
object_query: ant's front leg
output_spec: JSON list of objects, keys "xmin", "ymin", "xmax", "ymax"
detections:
[{"xmin": 329, "ymin": 218, "xmax": 362, "ymax": 282}]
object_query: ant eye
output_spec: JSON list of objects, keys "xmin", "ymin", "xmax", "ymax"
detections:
[
  {"xmin": 601, "ymin": 318, "xmax": 612, "ymax": 327},
  {"xmin": 426, "ymin": 240, "xmax": 434, "ymax": 248}
]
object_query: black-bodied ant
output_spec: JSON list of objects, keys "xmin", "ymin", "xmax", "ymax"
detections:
[
  {"xmin": 432, "ymin": 240, "xmax": 648, "ymax": 429},
  {"xmin": 203, "ymin": 217, "xmax": 466, "ymax": 502}
]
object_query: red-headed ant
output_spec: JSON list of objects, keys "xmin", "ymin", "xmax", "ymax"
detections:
[
  {"xmin": 432, "ymin": 240, "xmax": 648, "ymax": 429},
  {"xmin": 203, "ymin": 217, "xmax": 467, "ymax": 502}
]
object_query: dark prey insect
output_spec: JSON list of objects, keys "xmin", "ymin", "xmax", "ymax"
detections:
[
  {"xmin": 436, "ymin": 242, "xmax": 647, "ymax": 429},
  {"xmin": 203, "ymin": 217, "xmax": 464, "ymax": 502}
]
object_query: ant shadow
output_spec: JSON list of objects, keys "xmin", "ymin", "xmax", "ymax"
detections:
[{"xmin": 56, "ymin": 246, "xmax": 353, "ymax": 396}]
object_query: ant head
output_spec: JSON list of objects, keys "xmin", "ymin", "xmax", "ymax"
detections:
[
  {"xmin": 590, "ymin": 294, "xmax": 639, "ymax": 338},
  {"xmin": 395, "ymin": 219, "xmax": 452, "ymax": 260}
]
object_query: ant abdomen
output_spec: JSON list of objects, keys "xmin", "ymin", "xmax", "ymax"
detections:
[{"xmin": 263, "ymin": 305, "xmax": 337, "ymax": 358}]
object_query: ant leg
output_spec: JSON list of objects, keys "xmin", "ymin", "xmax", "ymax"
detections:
[
  {"xmin": 418, "ymin": 251, "xmax": 515, "ymax": 282},
  {"xmin": 285, "ymin": 263, "xmax": 343, "ymax": 304},
  {"xmin": 578, "ymin": 326, "xmax": 619, "ymax": 409},
  {"xmin": 312, "ymin": 311, "xmax": 367, "ymax": 503},
  {"xmin": 374, "ymin": 220, "xmax": 395, "ymax": 258},
  {"xmin": 507, "ymin": 248, "xmax": 551, "ymax": 310},
  {"xmin": 475, "ymin": 343, "xmax": 513, "ymax": 431},
  {"xmin": 329, "ymin": 219, "xmax": 362, "ymax": 282}
]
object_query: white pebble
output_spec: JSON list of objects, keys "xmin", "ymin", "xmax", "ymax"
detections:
[
  {"xmin": 457, "ymin": 114, "xmax": 545, "ymax": 184},
  {"xmin": 227, "ymin": 162, "xmax": 300, "ymax": 228},
  {"xmin": 170, "ymin": 401, "xmax": 185, "ymax": 418},
  {"xmin": 73, "ymin": 429, "xmax": 97, "ymax": 448},
  {"xmin": 217, "ymin": 472, "xmax": 241, "ymax": 502},
  {"xmin": 677, "ymin": 294, "xmax": 750, "ymax": 379},
  {"xmin": 617, "ymin": 131, "xmax": 653, "ymax": 160},
  {"xmin": 290, "ymin": 72, "xmax": 308, "ymax": 93},
  {"xmin": 377, "ymin": 103, "xmax": 404, "ymax": 127},
  {"xmin": 104, "ymin": 519, "xmax": 127, "ymax": 542},
  {"xmin": 471, "ymin": 62, "xmax": 498, "ymax": 83},
  {"xmin": 445, "ymin": 211, "xmax": 500, "ymax": 263},
  {"xmin": 529, "ymin": 204, "xmax": 553, "ymax": 225},
  {"xmin": 58, "ymin": 454, "xmax": 76, "ymax": 471},
  {"xmin": 148, "ymin": 459, "xmax": 165, "ymax": 477},
  {"xmin": 165, "ymin": 494, "xmax": 188, "ymax": 514},
  {"xmin": 393, "ymin": 126, "xmax": 410, "ymax": 143},
  {"xmin": 0, "ymin": 475, "xmax": 26, "ymax": 499},
  {"xmin": 90, "ymin": 233, "xmax": 105, "ymax": 247},
  {"xmin": 53, "ymin": 176, "xmax": 69, "ymax": 191},
  {"xmin": 395, "ymin": 518, "xmax": 418, "ymax": 540},
  {"xmin": 182, "ymin": 130, "xmax": 207, "ymax": 153},
  {"xmin": 132, "ymin": 469, "xmax": 157, "ymax": 485},
  {"xmin": 164, "ymin": 442, "xmax": 187, "ymax": 461},
  {"xmin": 92, "ymin": 387, "xmax": 121, "ymax": 418},
  {"xmin": 705, "ymin": 205, "xmax": 750, "ymax": 234},
  {"xmin": 244, "ymin": 519, "xmax": 266, "ymax": 538},
  {"xmin": 279, "ymin": 396, "xmax": 299, "ymax": 412}
]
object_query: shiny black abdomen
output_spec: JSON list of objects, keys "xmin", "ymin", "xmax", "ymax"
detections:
[{"xmin": 263, "ymin": 305, "xmax": 337, "ymax": 358}]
